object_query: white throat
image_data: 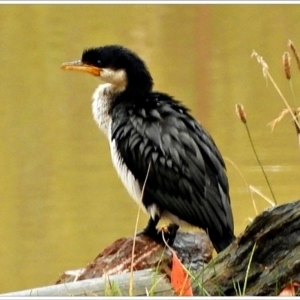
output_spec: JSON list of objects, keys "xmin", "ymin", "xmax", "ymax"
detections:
[
  {"xmin": 92, "ymin": 83, "xmax": 115, "ymax": 137},
  {"xmin": 91, "ymin": 68, "xmax": 127, "ymax": 137}
]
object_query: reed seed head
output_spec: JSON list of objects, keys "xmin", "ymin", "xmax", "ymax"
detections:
[
  {"xmin": 236, "ymin": 103, "xmax": 247, "ymax": 124},
  {"xmin": 288, "ymin": 39, "xmax": 300, "ymax": 71},
  {"xmin": 282, "ymin": 52, "xmax": 291, "ymax": 80}
]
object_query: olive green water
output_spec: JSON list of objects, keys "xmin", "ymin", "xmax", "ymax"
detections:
[{"xmin": 0, "ymin": 4, "xmax": 299, "ymax": 293}]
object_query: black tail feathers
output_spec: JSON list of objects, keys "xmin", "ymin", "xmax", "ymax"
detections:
[{"xmin": 211, "ymin": 231, "xmax": 236, "ymax": 253}]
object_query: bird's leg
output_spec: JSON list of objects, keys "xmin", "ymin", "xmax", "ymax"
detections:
[
  {"xmin": 137, "ymin": 216, "xmax": 179, "ymax": 246},
  {"xmin": 137, "ymin": 215, "xmax": 160, "ymax": 237}
]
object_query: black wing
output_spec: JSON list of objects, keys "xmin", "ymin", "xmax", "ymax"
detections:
[{"xmin": 111, "ymin": 92, "xmax": 234, "ymax": 251}]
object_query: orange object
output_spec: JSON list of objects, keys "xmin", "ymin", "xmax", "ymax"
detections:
[
  {"xmin": 279, "ymin": 282, "xmax": 300, "ymax": 296},
  {"xmin": 170, "ymin": 251, "xmax": 193, "ymax": 296}
]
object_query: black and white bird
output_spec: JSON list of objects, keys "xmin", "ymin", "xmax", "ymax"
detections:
[{"xmin": 61, "ymin": 45, "xmax": 235, "ymax": 253}]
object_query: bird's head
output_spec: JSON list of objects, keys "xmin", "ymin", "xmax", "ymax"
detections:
[{"xmin": 61, "ymin": 45, "xmax": 153, "ymax": 97}]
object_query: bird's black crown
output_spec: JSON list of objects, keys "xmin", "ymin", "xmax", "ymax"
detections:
[
  {"xmin": 82, "ymin": 45, "xmax": 139, "ymax": 70},
  {"xmin": 82, "ymin": 45, "xmax": 153, "ymax": 97},
  {"xmin": 81, "ymin": 45, "xmax": 151, "ymax": 77}
]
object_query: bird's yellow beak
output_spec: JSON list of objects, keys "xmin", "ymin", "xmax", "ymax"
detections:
[{"xmin": 61, "ymin": 60, "xmax": 102, "ymax": 76}]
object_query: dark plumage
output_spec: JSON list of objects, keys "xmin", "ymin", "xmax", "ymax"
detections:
[{"xmin": 61, "ymin": 45, "xmax": 235, "ymax": 253}]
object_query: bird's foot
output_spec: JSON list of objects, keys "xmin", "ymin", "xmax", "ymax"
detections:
[{"xmin": 137, "ymin": 223, "xmax": 179, "ymax": 246}]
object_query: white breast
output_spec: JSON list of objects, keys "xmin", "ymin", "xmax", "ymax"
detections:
[
  {"xmin": 110, "ymin": 139, "xmax": 146, "ymax": 210},
  {"xmin": 91, "ymin": 84, "xmax": 146, "ymax": 213},
  {"xmin": 92, "ymin": 84, "xmax": 113, "ymax": 137}
]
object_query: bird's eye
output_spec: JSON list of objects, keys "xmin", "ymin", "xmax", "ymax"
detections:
[{"xmin": 97, "ymin": 60, "xmax": 101, "ymax": 65}]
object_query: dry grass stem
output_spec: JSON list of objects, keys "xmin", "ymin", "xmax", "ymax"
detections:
[
  {"xmin": 129, "ymin": 162, "xmax": 151, "ymax": 296},
  {"xmin": 161, "ymin": 232, "xmax": 192, "ymax": 296},
  {"xmin": 268, "ymin": 109, "xmax": 290, "ymax": 132},
  {"xmin": 288, "ymin": 40, "xmax": 300, "ymax": 71},
  {"xmin": 235, "ymin": 103, "xmax": 277, "ymax": 204},
  {"xmin": 282, "ymin": 52, "xmax": 291, "ymax": 80},
  {"xmin": 251, "ymin": 51, "xmax": 269, "ymax": 78},
  {"xmin": 251, "ymin": 50, "xmax": 300, "ymax": 130},
  {"xmin": 249, "ymin": 185, "xmax": 276, "ymax": 207},
  {"xmin": 225, "ymin": 157, "xmax": 258, "ymax": 216},
  {"xmin": 269, "ymin": 108, "xmax": 300, "ymax": 131}
]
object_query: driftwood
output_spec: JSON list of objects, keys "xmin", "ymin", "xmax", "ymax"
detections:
[
  {"xmin": 1, "ymin": 199, "xmax": 300, "ymax": 296},
  {"xmin": 55, "ymin": 230, "xmax": 213, "ymax": 284},
  {"xmin": 0, "ymin": 269, "xmax": 172, "ymax": 296},
  {"xmin": 194, "ymin": 198, "xmax": 300, "ymax": 296}
]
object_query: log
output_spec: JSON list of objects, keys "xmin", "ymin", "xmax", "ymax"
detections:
[
  {"xmin": 0, "ymin": 269, "xmax": 172, "ymax": 297},
  {"xmin": 55, "ymin": 230, "xmax": 213, "ymax": 284},
  {"xmin": 1, "ymin": 200, "xmax": 300, "ymax": 296},
  {"xmin": 193, "ymin": 199, "xmax": 300, "ymax": 296}
]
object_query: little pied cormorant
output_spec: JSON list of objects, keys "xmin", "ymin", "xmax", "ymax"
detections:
[{"xmin": 61, "ymin": 45, "xmax": 235, "ymax": 253}]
